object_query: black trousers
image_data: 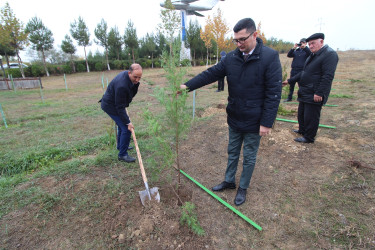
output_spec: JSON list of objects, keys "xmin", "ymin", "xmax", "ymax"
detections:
[
  {"xmin": 297, "ymin": 101, "xmax": 322, "ymax": 142},
  {"xmin": 218, "ymin": 78, "xmax": 225, "ymax": 91},
  {"xmin": 288, "ymin": 68, "xmax": 302, "ymax": 100}
]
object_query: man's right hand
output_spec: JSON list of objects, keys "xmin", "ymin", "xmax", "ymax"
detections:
[
  {"xmin": 282, "ymin": 80, "xmax": 289, "ymax": 87},
  {"xmin": 128, "ymin": 123, "xmax": 134, "ymax": 131}
]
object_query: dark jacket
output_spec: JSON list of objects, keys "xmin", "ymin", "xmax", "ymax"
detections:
[
  {"xmin": 288, "ymin": 45, "xmax": 338, "ymax": 105},
  {"xmin": 100, "ymin": 71, "xmax": 139, "ymax": 124},
  {"xmin": 185, "ymin": 38, "xmax": 282, "ymax": 133},
  {"xmin": 287, "ymin": 47, "xmax": 311, "ymax": 70}
]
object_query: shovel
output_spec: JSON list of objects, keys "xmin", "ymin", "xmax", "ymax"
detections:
[{"xmin": 130, "ymin": 128, "xmax": 160, "ymax": 206}]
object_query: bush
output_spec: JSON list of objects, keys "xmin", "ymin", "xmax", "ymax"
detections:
[
  {"xmin": 63, "ymin": 65, "xmax": 72, "ymax": 74},
  {"xmin": 76, "ymin": 64, "xmax": 85, "ymax": 72},
  {"xmin": 113, "ymin": 60, "xmax": 122, "ymax": 70},
  {"xmin": 4, "ymin": 68, "xmax": 23, "ymax": 78},
  {"xmin": 31, "ymin": 65, "xmax": 44, "ymax": 77},
  {"xmin": 154, "ymin": 60, "xmax": 161, "ymax": 68},
  {"xmin": 199, "ymin": 61, "xmax": 205, "ymax": 66},
  {"xmin": 95, "ymin": 62, "xmax": 104, "ymax": 71},
  {"xmin": 180, "ymin": 59, "xmax": 191, "ymax": 67}
]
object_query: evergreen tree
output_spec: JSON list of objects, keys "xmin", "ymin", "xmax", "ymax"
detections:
[
  {"xmin": 70, "ymin": 16, "xmax": 91, "ymax": 72},
  {"xmin": 26, "ymin": 16, "xmax": 54, "ymax": 76},
  {"xmin": 143, "ymin": 33, "xmax": 157, "ymax": 68},
  {"xmin": 94, "ymin": 18, "xmax": 110, "ymax": 70},
  {"xmin": 108, "ymin": 26, "xmax": 122, "ymax": 60},
  {"xmin": 61, "ymin": 34, "xmax": 76, "ymax": 72},
  {"xmin": 186, "ymin": 19, "xmax": 204, "ymax": 66},
  {"xmin": 123, "ymin": 20, "xmax": 138, "ymax": 63}
]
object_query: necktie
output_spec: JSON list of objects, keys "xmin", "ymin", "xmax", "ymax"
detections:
[{"xmin": 243, "ymin": 54, "xmax": 249, "ymax": 61}]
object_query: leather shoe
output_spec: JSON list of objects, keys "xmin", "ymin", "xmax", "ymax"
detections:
[
  {"xmin": 294, "ymin": 137, "xmax": 313, "ymax": 143},
  {"xmin": 234, "ymin": 187, "xmax": 247, "ymax": 206},
  {"xmin": 128, "ymin": 146, "xmax": 134, "ymax": 150},
  {"xmin": 293, "ymin": 129, "xmax": 304, "ymax": 135},
  {"xmin": 283, "ymin": 98, "xmax": 292, "ymax": 102},
  {"xmin": 118, "ymin": 155, "xmax": 136, "ymax": 162},
  {"xmin": 212, "ymin": 181, "xmax": 236, "ymax": 191}
]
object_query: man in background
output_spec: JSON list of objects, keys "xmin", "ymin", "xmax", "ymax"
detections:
[
  {"xmin": 216, "ymin": 51, "xmax": 226, "ymax": 92},
  {"xmin": 100, "ymin": 64, "xmax": 142, "ymax": 162},
  {"xmin": 284, "ymin": 38, "xmax": 311, "ymax": 102},
  {"xmin": 283, "ymin": 33, "xmax": 338, "ymax": 143}
]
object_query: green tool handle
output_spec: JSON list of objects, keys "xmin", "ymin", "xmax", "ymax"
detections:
[{"xmin": 180, "ymin": 169, "xmax": 262, "ymax": 231}]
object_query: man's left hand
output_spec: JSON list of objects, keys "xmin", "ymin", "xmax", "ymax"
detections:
[
  {"xmin": 259, "ymin": 125, "xmax": 271, "ymax": 136},
  {"xmin": 314, "ymin": 94, "xmax": 323, "ymax": 102}
]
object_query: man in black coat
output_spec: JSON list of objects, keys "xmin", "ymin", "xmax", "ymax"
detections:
[
  {"xmin": 100, "ymin": 64, "xmax": 142, "ymax": 162},
  {"xmin": 284, "ymin": 38, "xmax": 311, "ymax": 102},
  {"xmin": 283, "ymin": 33, "xmax": 339, "ymax": 143},
  {"xmin": 180, "ymin": 18, "xmax": 282, "ymax": 206}
]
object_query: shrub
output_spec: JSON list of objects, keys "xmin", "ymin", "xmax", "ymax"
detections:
[
  {"xmin": 180, "ymin": 59, "xmax": 191, "ymax": 67},
  {"xmin": 76, "ymin": 64, "xmax": 85, "ymax": 72},
  {"xmin": 154, "ymin": 60, "xmax": 161, "ymax": 68},
  {"xmin": 31, "ymin": 65, "xmax": 44, "ymax": 77},
  {"xmin": 63, "ymin": 65, "xmax": 72, "ymax": 74},
  {"xmin": 113, "ymin": 60, "xmax": 122, "ymax": 70},
  {"xmin": 199, "ymin": 61, "xmax": 205, "ymax": 66},
  {"xmin": 95, "ymin": 62, "xmax": 104, "ymax": 71},
  {"xmin": 4, "ymin": 68, "xmax": 23, "ymax": 78}
]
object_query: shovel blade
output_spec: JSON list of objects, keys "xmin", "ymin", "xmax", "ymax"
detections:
[{"xmin": 139, "ymin": 187, "xmax": 160, "ymax": 206}]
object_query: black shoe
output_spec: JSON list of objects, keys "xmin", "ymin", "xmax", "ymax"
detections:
[
  {"xmin": 234, "ymin": 187, "xmax": 247, "ymax": 206},
  {"xmin": 293, "ymin": 129, "xmax": 304, "ymax": 135},
  {"xmin": 128, "ymin": 146, "xmax": 134, "ymax": 150},
  {"xmin": 212, "ymin": 181, "xmax": 236, "ymax": 191},
  {"xmin": 118, "ymin": 155, "xmax": 136, "ymax": 162},
  {"xmin": 294, "ymin": 137, "xmax": 313, "ymax": 143},
  {"xmin": 283, "ymin": 98, "xmax": 292, "ymax": 102}
]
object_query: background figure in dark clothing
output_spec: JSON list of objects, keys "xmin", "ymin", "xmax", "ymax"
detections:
[
  {"xmin": 100, "ymin": 64, "xmax": 142, "ymax": 162},
  {"xmin": 180, "ymin": 18, "xmax": 282, "ymax": 206},
  {"xmin": 283, "ymin": 33, "xmax": 338, "ymax": 143},
  {"xmin": 217, "ymin": 51, "xmax": 226, "ymax": 92},
  {"xmin": 284, "ymin": 38, "xmax": 311, "ymax": 102}
]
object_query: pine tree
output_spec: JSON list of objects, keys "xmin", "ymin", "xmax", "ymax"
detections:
[{"xmin": 26, "ymin": 17, "xmax": 54, "ymax": 77}]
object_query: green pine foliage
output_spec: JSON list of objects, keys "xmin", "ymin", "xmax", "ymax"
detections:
[{"xmin": 180, "ymin": 202, "xmax": 205, "ymax": 236}]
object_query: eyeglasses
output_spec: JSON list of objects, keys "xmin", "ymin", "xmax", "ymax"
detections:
[{"xmin": 232, "ymin": 31, "xmax": 254, "ymax": 45}]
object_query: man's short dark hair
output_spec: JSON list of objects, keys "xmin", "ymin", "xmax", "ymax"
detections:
[{"xmin": 233, "ymin": 18, "xmax": 256, "ymax": 33}]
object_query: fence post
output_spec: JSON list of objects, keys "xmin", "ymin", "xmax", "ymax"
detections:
[
  {"xmin": 192, "ymin": 90, "xmax": 196, "ymax": 119},
  {"xmin": 64, "ymin": 74, "xmax": 68, "ymax": 90},
  {"xmin": 10, "ymin": 74, "xmax": 16, "ymax": 92},
  {"xmin": 0, "ymin": 103, "xmax": 8, "ymax": 128},
  {"xmin": 39, "ymin": 77, "xmax": 44, "ymax": 104}
]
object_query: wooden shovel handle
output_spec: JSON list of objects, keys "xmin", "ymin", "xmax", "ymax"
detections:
[{"xmin": 130, "ymin": 128, "xmax": 148, "ymax": 183}]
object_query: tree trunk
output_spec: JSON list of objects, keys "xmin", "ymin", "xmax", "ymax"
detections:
[
  {"xmin": 132, "ymin": 48, "xmax": 135, "ymax": 64},
  {"xmin": 106, "ymin": 48, "xmax": 110, "ymax": 71},
  {"xmin": 216, "ymin": 45, "xmax": 219, "ymax": 64},
  {"xmin": 193, "ymin": 49, "xmax": 196, "ymax": 66},
  {"xmin": 41, "ymin": 49, "xmax": 50, "ymax": 77},
  {"xmin": 0, "ymin": 58, "xmax": 6, "ymax": 79},
  {"xmin": 206, "ymin": 48, "xmax": 208, "ymax": 67},
  {"xmin": 151, "ymin": 52, "xmax": 154, "ymax": 68},
  {"xmin": 84, "ymin": 46, "xmax": 90, "ymax": 72},
  {"xmin": 70, "ymin": 54, "xmax": 76, "ymax": 73},
  {"xmin": 16, "ymin": 50, "xmax": 25, "ymax": 78}
]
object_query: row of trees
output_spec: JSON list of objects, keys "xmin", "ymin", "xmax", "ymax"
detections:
[{"xmin": 1, "ymin": 1, "xmax": 294, "ymax": 78}]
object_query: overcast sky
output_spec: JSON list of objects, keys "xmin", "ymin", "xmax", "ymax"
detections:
[{"xmin": 4, "ymin": 0, "xmax": 375, "ymax": 61}]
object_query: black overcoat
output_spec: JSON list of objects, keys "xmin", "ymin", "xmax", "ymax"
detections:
[
  {"xmin": 289, "ymin": 45, "xmax": 339, "ymax": 105},
  {"xmin": 185, "ymin": 38, "xmax": 282, "ymax": 133}
]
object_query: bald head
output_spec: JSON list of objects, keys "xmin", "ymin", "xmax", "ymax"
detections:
[
  {"xmin": 128, "ymin": 63, "xmax": 143, "ymax": 84},
  {"xmin": 129, "ymin": 63, "xmax": 142, "ymax": 72}
]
